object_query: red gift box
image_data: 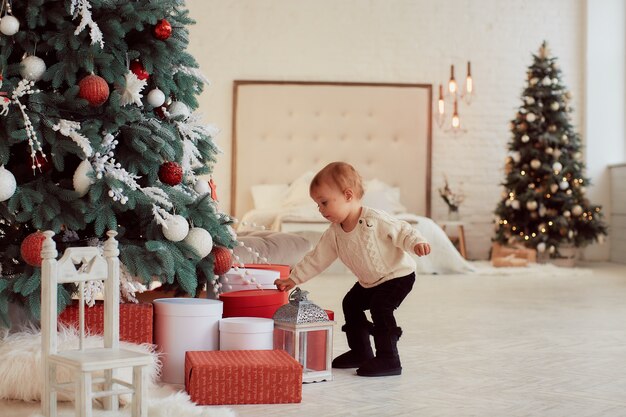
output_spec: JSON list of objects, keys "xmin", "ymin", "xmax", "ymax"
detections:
[
  {"xmin": 185, "ymin": 350, "xmax": 302, "ymax": 405},
  {"xmin": 219, "ymin": 289, "xmax": 287, "ymax": 318},
  {"xmin": 58, "ymin": 301, "xmax": 153, "ymax": 344},
  {"xmin": 243, "ymin": 264, "xmax": 290, "ymax": 279}
]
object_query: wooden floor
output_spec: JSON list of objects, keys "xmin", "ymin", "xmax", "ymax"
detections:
[{"xmin": 2, "ymin": 262, "xmax": 626, "ymax": 417}]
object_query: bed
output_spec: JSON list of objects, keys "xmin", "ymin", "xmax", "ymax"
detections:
[{"xmin": 231, "ymin": 81, "xmax": 474, "ymax": 274}]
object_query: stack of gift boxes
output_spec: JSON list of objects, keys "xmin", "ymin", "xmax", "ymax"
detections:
[{"xmin": 61, "ymin": 264, "xmax": 334, "ymax": 405}]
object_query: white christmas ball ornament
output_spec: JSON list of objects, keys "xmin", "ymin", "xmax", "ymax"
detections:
[
  {"xmin": 526, "ymin": 113, "xmax": 536, "ymax": 123},
  {"xmin": 0, "ymin": 15, "xmax": 20, "ymax": 36},
  {"xmin": 549, "ymin": 245, "xmax": 556, "ymax": 254},
  {"xmin": 550, "ymin": 102, "xmax": 560, "ymax": 111},
  {"xmin": 564, "ymin": 210, "xmax": 571, "ymax": 218},
  {"xmin": 526, "ymin": 200, "xmax": 538, "ymax": 211},
  {"xmin": 550, "ymin": 184, "xmax": 559, "ymax": 193},
  {"xmin": 0, "ymin": 165, "xmax": 17, "ymax": 202},
  {"xmin": 552, "ymin": 162, "xmax": 563, "ymax": 172},
  {"xmin": 537, "ymin": 242, "xmax": 546, "ymax": 253},
  {"xmin": 511, "ymin": 200, "xmax": 521, "ymax": 210},
  {"xmin": 20, "ymin": 56, "xmax": 47, "ymax": 81},
  {"xmin": 571, "ymin": 205, "xmax": 583, "ymax": 216},
  {"xmin": 183, "ymin": 227, "xmax": 213, "ymax": 258},
  {"xmin": 73, "ymin": 160, "xmax": 95, "ymax": 197},
  {"xmin": 542, "ymin": 76, "xmax": 552, "ymax": 86},
  {"xmin": 521, "ymin": 135, "xmax": 530, "ymax": 143},
  {"xmin": 168, "ymin": 101, "xmax": 190, "ymax": 119},
  {"xmin": 559, "ymin": 180, "xmax": 569, "ymax": 190},
  {"xmin": 194, "ymin": 179, "xmax": 210, "ymax": 195},
  {"xmin": 147, "ymin": 88, "xmax": 166, "ymax": 107},
  {"xmin": 162, "ymin": 215, "xmax": 189, "ymax": 242},
  {"xmin": 530, "ymin": 159, "xmax": 541, "ymax": 170}
]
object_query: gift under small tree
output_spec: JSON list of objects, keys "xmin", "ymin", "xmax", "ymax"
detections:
[
  {"xmin": 493, "ymin": 41, "xmax": 607, "ymax": 258},
  {"xmin": 0, "ymin": 0, "xmax": 237, "ymax": 325}
]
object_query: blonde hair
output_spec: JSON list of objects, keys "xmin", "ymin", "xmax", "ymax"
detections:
[{"xmin": 310, "ymin": 162, "xmax": 364, "ymax": 198}]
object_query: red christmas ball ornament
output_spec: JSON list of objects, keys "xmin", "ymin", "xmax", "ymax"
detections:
[
  {"xmin": 21, "ymin": 231, "xmax": 46, "ymax": 266},
  {"xmin": 158, "ymin": 161, "xmax": 183, "ymax": 185},
  {"xmin": 154, "ymin": 105, "xmax": 167, "ymax": 120},
  {"xmin": 129, "ymin": 60, "xmax": 150, "ymax": 81},
  {"xmin": 153, "ymin": 19, "xmax": 172, "ymax": 40},
  {"xmin": 34, "ymin": 154, "xmax": 52, "ymax": 174},
  {"xmin": 212, "ymin": 246, "xmax": 232, "ymax": 275},
  {"xmin": 78, "ymin": 74, "xmax": 110, "ymax": 107}
]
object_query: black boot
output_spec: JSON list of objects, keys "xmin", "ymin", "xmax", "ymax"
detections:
[
  {"xmin": 356, "ymin": 327, "xmax": 402, "ymax": 377},
  {"xmin": 332, "ymin": 323, "xmax": 374, "ymax": 369}
]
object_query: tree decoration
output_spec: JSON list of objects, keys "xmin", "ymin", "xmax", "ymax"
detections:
[
  {"xmin": 115, "ymin": 71, "xmax": 147, "ymax": 107},
  {"xmin": 209, "ymin": 178, "xmax": 219, "ymax": 202},
  {"xmin": 153, "ymin": 18, "xmax": 172, "ymax": 40},
  {"xmin": 194, "ymin": 178, "xmax": 210, "ymax": 195},
  {"xmin": 78, "ymin": 74, "xmax": 109, "ymax": 107},
  {"xmin": 146, "ymin": 88, "xmax": 166, "ymax": 107},
  {"xmin": 162, "ymin": 214, "xmax": 189, "ymax": 242},
  {"xmin": 70, "ymin": 0, "xmax": 104, "ymax": 48},
  {"xmin": 20, "ymin": 231, "xmax": 46, "ymax": 266},
  {"xmin": 0, "ymin": 15, "xmax": 19, "ymax": 36},
  {"xmin": 168, "ymin": 101, "xmax": 190, "ymax": 119},
  {"xmin": 0, "ymin": 1, "xmax": 237, "ymax": 325},
  {"xmin": 0, "ymin": 165, "xmax": 17, "ymax": 202},
  {"xmin": 20, "ymin": 56, "xmax": 47, "ymax": 81},
  {"xmin": 212, "ymin": 246, "xmax": 232, "ymax": 275},
  {"xmin": 493, "ymin": 41, "xmax": 607, "ymax": 257},
  {"xmin": 158, "ymin": 161, "xmax": 183, "ymax": 185},
  {"xmin": 73, "ymin": 159, "xmax": 95, "ymax": 197},
  {"xmin": 129, "ymin": 60, "xmax": 149, "ymax": 81},
  {"xmin": 183, "ymin": 227, "xmax": 213, "ymax": 258}
]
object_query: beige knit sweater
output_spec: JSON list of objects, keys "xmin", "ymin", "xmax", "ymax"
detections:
[{"xmin": 290, "ymin": 207, "xmax": 428, "ymax": 288}]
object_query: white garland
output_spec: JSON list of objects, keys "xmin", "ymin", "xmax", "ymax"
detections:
[
  {"xmin": 10, "ymin": 79, "xmax": 44, "ymax": 173},
  {"xmin": 52, "ymin": 119, "xmax": 93, "ymax": 158},
  {"xmin": 70, "ymin": 0, "xmax": 104, "ymax": 48}
]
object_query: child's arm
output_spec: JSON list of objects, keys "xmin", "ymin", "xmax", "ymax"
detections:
[{"xmin": 274, "ymin": 278, "xmax": 296, "ymax": 292}]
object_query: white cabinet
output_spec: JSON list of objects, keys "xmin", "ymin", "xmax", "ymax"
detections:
[{"xmin": 610, "ymin": 164, "xmax": 626, "ymax": 263}]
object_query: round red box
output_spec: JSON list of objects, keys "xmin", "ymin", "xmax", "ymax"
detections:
[{"xmin": 219, "ymin": 289, "xmax": 288, "ymax": 318}]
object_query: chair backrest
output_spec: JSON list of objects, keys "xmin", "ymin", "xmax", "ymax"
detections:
[{"xmin": 41, "ymin": 231, "xmax": 121, "ymax": 357}]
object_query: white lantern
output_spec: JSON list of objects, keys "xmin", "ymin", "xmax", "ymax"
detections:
[{"xmin": 273, "ymin": 288, "xmax": 334, "ymax": 383}]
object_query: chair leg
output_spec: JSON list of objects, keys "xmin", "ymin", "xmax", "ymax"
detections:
[
  {"xmin": 132, "ymin": 365, "xmax": 148, "ymax": 417},
  {"xmin": 76, "ymin": 371, "xmax": 93, "ymax": 417},
  {"xmin": 42, "ymin": 363, "xmax": 57, "ymax": 417},
  {"xmin": 102, "ymin": 369, "xmax": 118, "ymax": 411}
]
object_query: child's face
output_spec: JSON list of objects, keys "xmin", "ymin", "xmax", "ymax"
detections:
[{"xmin": 310, "ymin": 181, "xmax": 354, "ymax": 224}]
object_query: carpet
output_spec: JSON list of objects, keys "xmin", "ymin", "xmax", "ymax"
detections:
[{"xmin": 469, "ymin": 260, "xmax": 593, "ymax": 276}]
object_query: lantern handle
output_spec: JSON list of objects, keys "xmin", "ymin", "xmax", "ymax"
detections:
[{"xmin": 289, "ymin": 287, "xmax": 309, "ymax": 303}]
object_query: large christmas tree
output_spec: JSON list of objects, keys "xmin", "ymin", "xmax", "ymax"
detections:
[
  {"xmin": 493, "ymin": 42, "xmax": 607, "ymax": 258},
  {"xmin": 0, "ymin": 0, "xmax": 237, "ymax": 325}
]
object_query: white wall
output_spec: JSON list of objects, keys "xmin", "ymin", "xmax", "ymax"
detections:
[
  {"xmin": 186, "ymin": 0, "xmax": 590, "ymax": 260},
  {"xmin": 584, "ymin": 0, "xmax": 626, "ymax": 260}
]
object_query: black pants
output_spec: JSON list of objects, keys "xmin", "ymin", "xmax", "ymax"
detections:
[{"xmin": 342, "ymin": 273, "xmax": 415, "ymax": 333}]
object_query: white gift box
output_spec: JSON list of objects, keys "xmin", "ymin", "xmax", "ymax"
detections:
[
  {"xmin": 220, "ymin": 267, "xmax": 280, "ymax": 292},
  {"xmin": 219, "ymin": 317, "xmax": 274, "ymax": 351},
  {"xmin": 153, "ymin": 298, "xmax": 223, "ymax": 384}
]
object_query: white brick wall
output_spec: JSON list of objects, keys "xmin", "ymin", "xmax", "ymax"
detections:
[{"xmin": 186, "ymin": 0, "xmax": 586, "ymax": 260}]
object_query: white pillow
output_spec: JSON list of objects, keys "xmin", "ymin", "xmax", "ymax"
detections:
[
  {"xmin": 362, "ymin": 178, "xmax": 407, "ymax": 214},
  {"xmin": 282, "ymin": 171, "xmax": 315, "ymax": 207},
  {"xmin": 251, "ymin": 184, "xmax": 289, "ymax": 209}
]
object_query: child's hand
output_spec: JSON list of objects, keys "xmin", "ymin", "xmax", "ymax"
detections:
[
  {"xmin": 414, "ymin": 242, "xmax": 431, "ymax": 257},
  {"xmin": 275, "ymin": 278, "xmax": 296, "ymax": 292}
]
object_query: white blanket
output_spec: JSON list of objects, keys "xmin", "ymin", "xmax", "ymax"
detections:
[{"xmin": 239, "ymin": 207, "xmax": 475, "ymax": 275}]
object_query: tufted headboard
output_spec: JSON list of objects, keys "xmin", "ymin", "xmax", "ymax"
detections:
[{"xmin": 231, "ymin": 81, "xmax": 432, "ymax": 220}]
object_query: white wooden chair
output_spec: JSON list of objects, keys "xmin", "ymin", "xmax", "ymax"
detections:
[{"xmin": 40, "ymin": 230, "xmax": 152, "ymax": 417}]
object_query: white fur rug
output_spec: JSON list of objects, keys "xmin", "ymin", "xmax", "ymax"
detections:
[
  {"xmin": 0, "ymin": 328, "xmax": 236, "ymax": 417},
  {"xmin": 470, "ymin": 260, "xmax": 592, "ymax": 276}
]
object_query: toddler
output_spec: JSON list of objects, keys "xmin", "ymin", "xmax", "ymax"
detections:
[{"xmin": 275, "ymin": 162, "xmax": 430, "ymax": 377}]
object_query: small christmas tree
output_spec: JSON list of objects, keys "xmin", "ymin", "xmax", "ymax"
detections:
[
  {"xmin": 493, "ymin": 41, "xmax": 607, "ymax": 258},
  {"xmin": 0, "ymin": 0, "xmax": 237, "ymax": 325}
]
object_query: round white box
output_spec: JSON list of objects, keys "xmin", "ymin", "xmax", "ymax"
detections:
[
  {"xmin": 154, "ymin": 298, "xmax": 223, "ymax": 384},
  {"xmin": 220, "ymin": 268, "xmax": 280, "ymax": 293},
  {"xmin": 219, "ymin": 317, "xmax": 274, "ymax": 351}
]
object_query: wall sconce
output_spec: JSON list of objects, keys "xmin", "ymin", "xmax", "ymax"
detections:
[{"xmin": 436, "ymin": 61, "xmax": 474, "ymax": 133}]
